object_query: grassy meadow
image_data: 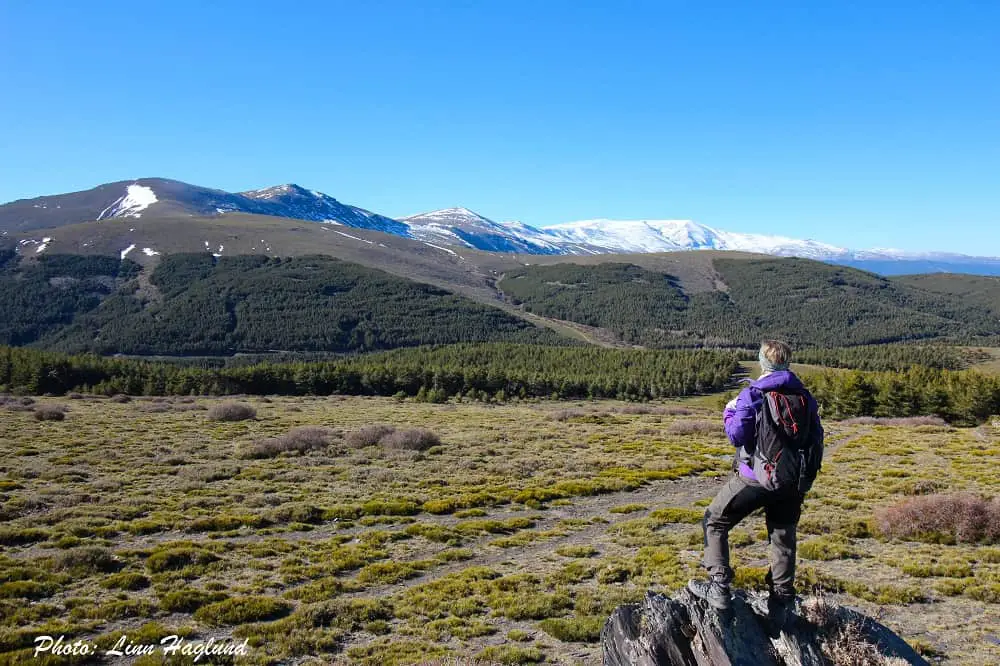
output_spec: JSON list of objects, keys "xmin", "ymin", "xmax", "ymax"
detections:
[{"xmin": 0, "ymin": 394, "xmax": 998, "ymax": 665}]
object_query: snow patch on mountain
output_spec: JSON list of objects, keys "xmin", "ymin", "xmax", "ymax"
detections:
[
  {"xmin": 120, "ymin": 244, "xmax": 136, "ymax": 259},
  {"xmin": 422, "ymin": 241, "xmax": 457, "ymax": 255},
  {"xmin": 98, "ymin": 184, "xmax": 158, "ymax": 220},
  {"xmin": 333, "ymin": 230, "xmax": 374, "ymax": 244}
]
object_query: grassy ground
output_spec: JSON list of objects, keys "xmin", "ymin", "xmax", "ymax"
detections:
[
  {"xmin": 0, "ymin": 395, "xmax": 997, "ymax": 664},
  {"xmin": 967, "ymin": 347, "xmax": 1000, "ymax": 375}
]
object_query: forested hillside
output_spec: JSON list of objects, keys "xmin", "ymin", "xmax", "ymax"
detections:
[
  {"xmin": 499, "ymin": 258, "xmax": 999, "ymax": 348},
  {"xmin": 4, "ymin": 247, "xmax": 999, "ymax": 355},
  {"xmin": 1, "ymin": 253, "xmax": 566, "ymax": 354},
  {"xmin": 0, "ymin": 251, "xmax": 141, "ymax": 346},
  {"xmin": 892, "ymin": 273, "xmax": 1000, "ymax": 318}
]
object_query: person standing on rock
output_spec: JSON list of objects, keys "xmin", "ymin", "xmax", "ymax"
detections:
[{"xmin": 688, "ymin": 340, "xmax": 824, "ymax": 622}]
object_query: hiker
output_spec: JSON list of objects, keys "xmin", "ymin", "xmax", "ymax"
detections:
[{"xmin": 688, "ymin": 340, "xmax": 823, "ymax": 622}]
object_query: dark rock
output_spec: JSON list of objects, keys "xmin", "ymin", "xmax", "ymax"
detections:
[{"xmin": 602, "ymin": 588, "xmax": 930, "ymax": 666}]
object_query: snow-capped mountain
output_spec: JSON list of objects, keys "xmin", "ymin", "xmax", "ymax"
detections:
[
  {"xmin": 4, "ymin": 178, "xmax": 1000, "ymax": 275},
  {"xmin": 0, "ymin": 178, "xmax": 408, "ymax": 236},
  {"xmin": 541, "ymin": 218, "xmax": 851, "ymax": 259},
  {"xmin": 401, "ymin": 208, "xmax": 564, "ymax": 255},
  {"xmin": 241, "ymin": 184, "xmax": 408, "ymax": 235}
]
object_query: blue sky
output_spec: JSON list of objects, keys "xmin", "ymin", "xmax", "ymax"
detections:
[{"xmin": 2, "ymin": 1, "xmax": 998, "ymax": 254}]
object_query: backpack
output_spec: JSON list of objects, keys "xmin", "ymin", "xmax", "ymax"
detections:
[{"xmin": 752, "ymin": 388, "xmax": 823, "ymax": 493}]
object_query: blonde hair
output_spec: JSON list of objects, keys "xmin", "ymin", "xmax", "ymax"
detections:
[{"xmin": 760, "ymin": 340, "xmax": 792, "ymax": 368}]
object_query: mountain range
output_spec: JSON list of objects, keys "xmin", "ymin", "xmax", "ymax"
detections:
[{"xmin": 3, "ymin": 177, "xmax": 1000, "ymax": 276}]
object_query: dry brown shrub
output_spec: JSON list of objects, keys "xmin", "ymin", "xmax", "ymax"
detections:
[
  {"xmin": 666, "ymin": 420, "xmax": 719, "ymax": 435},
  {"xmin": 550, "ymin": 408, "xmax": 588, "ymax": 421},
  {"xmin": 823, "ymin": 619, "xmax": 893, "ymax": 666},
  {"xmin": 381, "ymin": 428, "xmax": 441, "ymax": 451},
  {"xmin": 207, "ymin": 402, "xmax": 256, "ymax": 422},
  {"xmin": 242, "ymin": 426, "xmax": 335, "ymax": 459},
  {"xmin": 345, "ymin": 424, "xmax": 396, "ymax": 448},
  {"xmin": 875, "ymin": 493, "xmax": 999, "ymax": 544},
  {"xmin": 803, "ymin": 597, "xmax": 910, "ymax": 666},
  {"xmin": 109, "ymin": 394, "xmax": 132, "ymax": 403},
  {"xmin": 34, "ymin": 406, "xmax": 67, "ymax": 421}
]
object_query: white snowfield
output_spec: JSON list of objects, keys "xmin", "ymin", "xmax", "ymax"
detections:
[
  {"xmin": 98, "ymin": 184, "xmax": 158, "ymax": 220},
  {"xmin": 541, "ymin": 219, "xmax": 849, "ymax": 258},
  {"xmin": 120, "ymin": 244, "xmax": 136, "ymax": 259}
]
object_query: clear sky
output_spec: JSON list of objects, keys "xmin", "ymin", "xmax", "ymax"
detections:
[{"xmin": 2, "ymin": 1, "xmax": 998, "ymax": 254}]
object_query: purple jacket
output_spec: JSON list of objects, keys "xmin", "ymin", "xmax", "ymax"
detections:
[{"xmin": 723, "ymin": 370, "xmax": 821, "ymax": 481}]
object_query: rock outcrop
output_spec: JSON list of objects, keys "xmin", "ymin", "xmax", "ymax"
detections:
[{"xmin": 601, "ymin": 588, "xmax": 930, "ymax": 666}]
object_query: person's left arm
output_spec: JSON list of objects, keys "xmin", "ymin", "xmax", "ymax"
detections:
[{"xmin": 724, "ymin": 386, "xmax": 760, "ymax": 450}]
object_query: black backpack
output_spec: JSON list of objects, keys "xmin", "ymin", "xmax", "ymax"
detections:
[{"xmin": 751, "ymin": 389, "xmax": 822, "ymax": 493}]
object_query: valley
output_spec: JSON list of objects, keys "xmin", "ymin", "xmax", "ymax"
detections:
[
  {"xmin": 0, "ymin": 395, "xmax": 996, "ymax": 664},
  {"xmin": 1, "ymin": 180, "xmax": 998, "ymax": 665}
]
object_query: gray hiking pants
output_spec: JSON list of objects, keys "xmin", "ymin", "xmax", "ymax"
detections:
[{"xmin": 702, "ymin": 472, "xmax": 803, "ymax": 598}]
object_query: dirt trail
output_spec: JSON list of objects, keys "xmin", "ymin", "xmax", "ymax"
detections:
[
  {"xmin": 345, "ymin": 425, "xmax": 867, "ymax": 602},
  {"xmin": 340, "ymin": 475, "xmax": 721, "ymax": 601}
]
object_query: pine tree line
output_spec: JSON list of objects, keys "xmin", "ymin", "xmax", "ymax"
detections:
[{"xmin": 0, "ymin": 344, "xmax": 740, "ymax": 401}]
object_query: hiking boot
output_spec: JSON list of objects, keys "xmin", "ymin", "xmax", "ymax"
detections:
[
  {"xmin": 687, "ymin": 578, "xmax": 732, "ymax": 611},
  {"xmin": 766, "ymin": 594, "xmax": 794, "ymax": 629}
]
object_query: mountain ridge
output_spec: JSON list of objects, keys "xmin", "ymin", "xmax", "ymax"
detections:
[{"xmin": 4, "ymin": 178, "xmax": 999, "ymax": 275}]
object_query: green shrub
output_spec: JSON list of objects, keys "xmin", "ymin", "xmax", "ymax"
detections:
[
  {"xmin": 649, "ymin": 507, "xmax": 704, "ymax": 524},
  {"xmin": 900, "ymin": 561, "xmax": 973, "ymax": 578},
  {"xmin": 187, "ymin": 513, "xmax": 267, "ymax": 532},
  {"xmin": 193, "ymin": 596, "xmax": 291, "ymax": 626},
  {"xmin": 145, "ymin": 546, "xmax": 219, "ymax": 573},
  {"xmin": 476, "ymin": 645, "xmax": 545, "ymax": 664},
  {"xmin": 0, "ymin": 581, "xmax": 53, "ymax": 599},
  {"xmin": 50, "ymin": 546, "xmax": 119, "ymax": 574},
  {"xmin": 100, "ymin": 573, "xmax": 150, "ymax": 591},
  {"xmin": 159, "ymin": 588, "xmax": 229, "ymax": 613},
  {"xmin": 538, "ymin": 615, "xmax": 604, "ymax": 642},
  {"xmin": 404, "ymin": 523, "xmax": 462, "ymax": 545},
  {"xmin": 0, "ymin": 528, "xmax": 49, "ymax": 546},
  {"xmin": 799, "ymin": 536, "xmax": 857, "ymax": 561},
  {"xmin": 609, "ymin": 503, "xmax": 647, "ymax": 514},
  {"xmin": 554, "ymin": 544, "xmax": 598, "ymax": 558},
  {"xmin": 361, "ymin": 499, "xmax": 421, "ymax": 516}
]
